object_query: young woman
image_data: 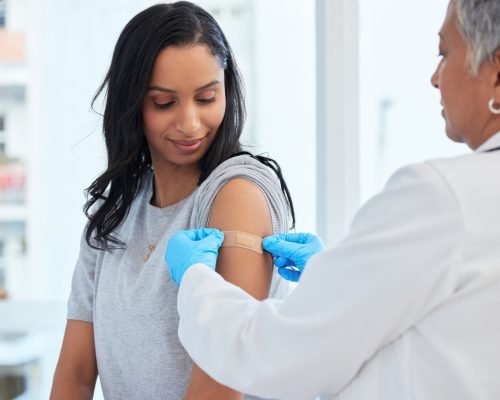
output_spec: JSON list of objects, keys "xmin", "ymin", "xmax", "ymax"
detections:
[{"xmin": 50, "ymin": 2, "xmax": 294, "ymax": 399}]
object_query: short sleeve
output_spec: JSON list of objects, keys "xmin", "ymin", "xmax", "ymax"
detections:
[
  {"xmin": 67, "ymin": 228, "xmax": 99, "ymax": 322},
  {"xmin": 190, "ymin": 155, "xmax": 290, "ymax": 234}
]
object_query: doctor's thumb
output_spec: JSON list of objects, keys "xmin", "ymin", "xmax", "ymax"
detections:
[
  {"xmin": 200, "ymin": 230, "xmax": 224, "ymax": 249},
  {"xmin": 262, "ymin": 236, "xmax": 279, "ymax": 252},
  {"xmin": 262, "ymin": 236, "xmax": 294, "ymax": 258}
]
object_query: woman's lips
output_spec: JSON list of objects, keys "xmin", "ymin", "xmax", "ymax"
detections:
[{"xmin": 170, "ymin": 138, "xmax": 204, "ymax": 153}]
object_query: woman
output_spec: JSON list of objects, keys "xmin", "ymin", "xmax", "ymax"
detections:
[
  {"xmin": 165, "ymin": 0, "xmax": 500, "ymax": 399},
  {"xmin": 50, "ymin": 2, "xmax": 294, "ymax": 399}
]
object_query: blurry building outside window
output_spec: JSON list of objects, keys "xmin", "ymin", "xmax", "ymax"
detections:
[{"xmin": 0, "ymin": 0, "xmax": 6, "ymax": 28}]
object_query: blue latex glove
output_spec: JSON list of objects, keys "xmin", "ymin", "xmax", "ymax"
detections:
[
  {"xmin": 165, "ymin": 228, "xmax": 224, "ymax": 286},
  {"xmin": 262, "ymin": 232, "xmax": 325, "ymax": 282}
]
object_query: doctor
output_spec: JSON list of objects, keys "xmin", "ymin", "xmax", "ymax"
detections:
[{"xmin": 165, "ymin": 0, "xmax": 500, "ymax": 399}]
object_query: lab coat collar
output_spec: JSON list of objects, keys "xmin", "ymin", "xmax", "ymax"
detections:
[{"xmin": 475, "ymin": 131, "xmax": 500, "ymax": 152}]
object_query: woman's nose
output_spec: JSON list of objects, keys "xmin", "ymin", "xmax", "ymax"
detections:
[{"xmin": 175, "ymin": 104, "xmax": 201, "ymax": 135}]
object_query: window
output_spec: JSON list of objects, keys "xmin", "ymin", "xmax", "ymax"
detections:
[
  {"xmin": 316, "ymin": 0, "xmax": 359, "ymax": 246},
  {"xmin": 0, "ymin": 0, "xmax": 5, "ymax": 28},
  {"xmin": 317, "ymin": 0, "xmax": 469, "ymax": 244},
  {"xmin": 358, "ymin": 0, "xmax": 465, "ymax": 203}
]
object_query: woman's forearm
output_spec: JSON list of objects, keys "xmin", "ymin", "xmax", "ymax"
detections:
[{"xmin": 184, "ymin": 363, "xmax": 243, "ymax": 400}]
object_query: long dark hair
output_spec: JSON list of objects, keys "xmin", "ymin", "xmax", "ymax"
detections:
[{"xmin": 85, "ymin": 1, "xmax": 295, "ymax": 250}]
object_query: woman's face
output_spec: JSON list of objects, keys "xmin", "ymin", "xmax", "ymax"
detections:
[
  {"xmin": 142, "ymin": 44, "xmax": 226, "ymax": 169},
  {"xmin": 431, "ymin": 2, "xmax": 499, "ymax": 149}
]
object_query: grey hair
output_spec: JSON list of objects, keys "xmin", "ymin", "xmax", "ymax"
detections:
[{"xmin": 453, "ymin": 0, "xmax": 500, "ymax": 74}]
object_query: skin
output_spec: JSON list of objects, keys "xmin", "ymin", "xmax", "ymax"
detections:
[
  {"xmin": 430, "ymin": 1, "xmax": 500, "ymax": 149},
  {"xmin": 51, "ymin": 44, "xmax": 273, "ymax": 400},
  {"xmin": 50, "ymin": 321, "xmax": 98, "ymax": 400}
]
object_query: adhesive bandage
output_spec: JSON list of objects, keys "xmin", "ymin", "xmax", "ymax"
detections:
[{"xmin": 221, "ymin": 231, "xmax": 264, "ymax": 254}]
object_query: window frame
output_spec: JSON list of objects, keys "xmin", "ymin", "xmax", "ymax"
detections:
[{"xmin": 316, "ymin": 0, "xmax": 360, "ymax": 246}]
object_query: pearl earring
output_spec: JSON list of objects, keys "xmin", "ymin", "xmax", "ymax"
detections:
[{"xmin": 488, "ymin": 98, "xmax": 500, "ymax": 115}]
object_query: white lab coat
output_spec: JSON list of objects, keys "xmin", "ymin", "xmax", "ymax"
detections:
[{"xmin": 177, "ymin": 132, "xmax": 500, "ymax": 400}]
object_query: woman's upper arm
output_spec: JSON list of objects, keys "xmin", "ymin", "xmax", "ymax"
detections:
[
  {"xmin": 208, "ymin": 178, "xmax": 274, "ymax": 299},
  {"xmin": 50, "ymin": 320, "xmax": 98, "ymax": 400},
  {"xmin": 184, "ymin": 178, "xmax": 275, "ymax": 398}
]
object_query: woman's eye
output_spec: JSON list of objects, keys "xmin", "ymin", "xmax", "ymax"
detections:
[
  {"xmin": 153, "ymin": 101, "xmax": 175, "ymax": 110},
  {"xmin": 197, "ymin": 97, "xmax": 216, "ymax": 104}
]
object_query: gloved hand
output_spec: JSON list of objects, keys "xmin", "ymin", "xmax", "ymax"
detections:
[
  {"xmin": 262, "ymin": 232, "xmax": 325, "ymax": 282},
  {"xmin": 165, "ymin": 228, "xmax": 224, "ymax": 286}
]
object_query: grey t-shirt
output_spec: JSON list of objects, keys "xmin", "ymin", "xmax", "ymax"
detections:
[{"xmin": 67, "ymin": 155, "xmax": 290, "ymax": 400}]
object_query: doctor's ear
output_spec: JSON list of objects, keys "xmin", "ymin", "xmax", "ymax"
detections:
[{"xmin": 494, "ymin": 50, "xmax": 500, "ymax": 87}]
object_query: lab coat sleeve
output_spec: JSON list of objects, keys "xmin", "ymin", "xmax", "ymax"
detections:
[{"xmin": 177, "ymin": 162, "xmax": 464, "ymax": 399}]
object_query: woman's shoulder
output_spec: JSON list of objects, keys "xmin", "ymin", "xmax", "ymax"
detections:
[
  {"xmin": 200, "ymin": 154, "xmax": 285, "ymax": 198},
  {"xmin": 191, "ymin": 154, "xmax": 290, "ymax": 232},
  {"xmin": 208, "ymin": 153, "xmax": 278, "ymax": 179}
]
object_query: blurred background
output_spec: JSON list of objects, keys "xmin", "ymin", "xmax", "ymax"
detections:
[{"xmin": 0, "ymin": 0, "xmax": 462, "ymax": 398}]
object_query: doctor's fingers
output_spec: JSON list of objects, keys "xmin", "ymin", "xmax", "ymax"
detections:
[
  {"xmin": 277, "ymin": 266, "xmax": 301, "ymax": 282},
  {"xmin": 167, "ymin": 231, "xmax": 193, "ymax": 253},
  {"xmin": 197, "ymin": 231, "xmax": 225, "ymax": 249},
  {"xmin": 184, "ymin": 228, "xmax": 224, "ymax": 242},
  {"xmin": 262, "ymin": 238, "xmax": 305, "ymax": 259},
  {"xmin": 273, "ymin": 256, "xmax": 294, "ymax": 268},
  {"xmin": 265, "ymin": 232, "xmax": 310, "ymax": 245}
]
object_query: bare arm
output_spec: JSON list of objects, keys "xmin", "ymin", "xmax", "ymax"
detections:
[
  {"xmin": 50, "ymin": 320, "xmax": 98, "ymax": 400},
  {"xmin": 184, "ymin": 178, "xmax": 274, "ymax": 400}
]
